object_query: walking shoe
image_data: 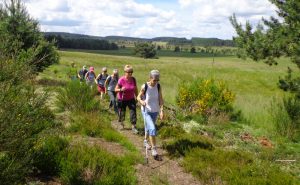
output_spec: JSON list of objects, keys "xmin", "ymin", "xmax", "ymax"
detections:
[
  {"xmin": 119, "ymin": 122, "xmax": 124, "ymax": 130},
  {"xmin": 151, "ymin": 147, "xmax": 158, "ymax": 157},
  {"xmin": 132, "ymin": 127, "xmax": 139, "ymax": 134},
  {"xmin": 143, "ymin": 140, "xmax": 151, "ymax": 150}
]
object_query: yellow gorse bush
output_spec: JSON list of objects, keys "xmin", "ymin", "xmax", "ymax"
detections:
[{"xmin": 176, "ymin": 78, "xmax": 235, "ymax": 116}]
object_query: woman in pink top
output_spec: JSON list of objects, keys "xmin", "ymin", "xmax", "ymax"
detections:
[{"xmin": 115, "ymin": 65, "xmax": 139, "ymax": 134}]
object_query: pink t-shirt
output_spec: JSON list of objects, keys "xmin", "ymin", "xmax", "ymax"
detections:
[{"xmin": 117, "ymin": 76, "xmax": 136, "ymax": 101}]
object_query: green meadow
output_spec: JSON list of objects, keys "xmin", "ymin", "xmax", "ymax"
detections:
[{"xmin": 41, "ymin": 50, "xmax": 297, "ymax": 133}]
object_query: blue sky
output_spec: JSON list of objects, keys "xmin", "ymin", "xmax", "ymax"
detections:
[{"xmin": 24, "ymin": 0, "xmax": 277, "ymax": 39}]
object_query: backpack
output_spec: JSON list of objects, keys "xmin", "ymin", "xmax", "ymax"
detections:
[
  {"xmin": 86, "ymin": 71, "xmax": 95, "ymax": 81},
  {"xmin": 106, "ymin": 75, "xmax": 118, "ymax": 85},
  {"xmin": 97, "ymin": 74, "xmax": 108, "ymax": 86},
  {"xmin": 143, "ymin": 82, "xmax": 160, "ymax": 99}
]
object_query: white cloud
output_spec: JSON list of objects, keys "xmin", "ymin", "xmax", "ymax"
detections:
[{"xmin": 23, "ymin": 0, "xmax": 277, "ymax": 39}]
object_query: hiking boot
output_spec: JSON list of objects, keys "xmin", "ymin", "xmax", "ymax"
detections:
[
  {"xmin": 119, "ymin": 122, "xmax": 124, "ymax": 130},
  {"xmin": 143, "ymin": 140, "xmax": 151, "ymax": 150},
  {"xmin": 132, "ymin": 127, "xmax": 139, "ymax": 134},
  {"xmin": 151, "ymin": 147, "xmax": 158, "ymax": 157}
]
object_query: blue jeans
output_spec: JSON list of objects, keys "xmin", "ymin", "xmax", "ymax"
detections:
[
  {"xmin": 108, "ymin": 91, "xmax": 118, "ymax": 114},
  {"xmin": 142, "ymin": 111, "xmax": 158, "ymax": 136}
]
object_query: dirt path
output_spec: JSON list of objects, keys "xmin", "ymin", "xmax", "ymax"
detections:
[{"xmin": 111, "ymin": 120, "xmax": 201, "ymax": 185}]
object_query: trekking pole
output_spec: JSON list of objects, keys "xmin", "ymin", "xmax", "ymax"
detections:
[{"xmin": 143, "ymin": 105, "xmax": 148, "ymax": 165}]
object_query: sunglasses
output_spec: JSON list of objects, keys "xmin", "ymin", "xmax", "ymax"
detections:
[
  {"xmin": 153, "ymin": 79, "xmax": 159, "ymax": 82},
  {"xmin": 125, "ymin": 71, "xmax": 133, "ymax": 74}
]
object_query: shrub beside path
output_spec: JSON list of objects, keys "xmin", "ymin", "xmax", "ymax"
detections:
[{"xmin": 111, "ymin": 120, "xmax": 201, "ymax": 185}]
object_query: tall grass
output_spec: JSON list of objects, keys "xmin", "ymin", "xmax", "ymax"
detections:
[
  {"xmin": 56, "ymin": 80, "xmax": 99, "ymax": 112},
  {"xmin": 69, "ymin": 111, "xmax": 137, "ymax": 152},
  {"xmin": 270, "ymin": 96, "xmax": 300, "ymax": 141}
]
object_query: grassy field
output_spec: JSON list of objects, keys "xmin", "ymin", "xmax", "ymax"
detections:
[{"xmin": 40, "ymin": 50, "xmax": 298, "ymax": 134}]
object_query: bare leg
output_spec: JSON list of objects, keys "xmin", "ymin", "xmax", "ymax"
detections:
[{"xmin": 149, "ymin": 136, "xmax": 156, "ymax": 148}]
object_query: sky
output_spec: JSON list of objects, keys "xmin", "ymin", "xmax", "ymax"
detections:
[{"xmin": 23, "ymin": 0, "xmax": 278, "ymax": 39}]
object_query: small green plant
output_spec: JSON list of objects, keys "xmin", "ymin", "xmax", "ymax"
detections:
[
  {"xmin": 56, "ymin": 80, "xmax": 99, "ymax": 112},
  {"xmin": 159, "ymin": 125, "xmax": 185, "ymax": 139}
]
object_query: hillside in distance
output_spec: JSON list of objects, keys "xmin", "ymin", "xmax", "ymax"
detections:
[{"xmin": 44, "ymin": 32, "xmax": 235, "ymax": 47}]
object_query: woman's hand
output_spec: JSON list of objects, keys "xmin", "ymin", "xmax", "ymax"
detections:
[
  {"xmin": 159, "ymin": 110, "xmax": 164, "ymax": 120},
  {"xmin": 140, "ymin": 100, "xmax": 146, "ymax": 106},
  {"xmin": 121, "ymin": 87, "xmax": 126, "ymax": 92}
]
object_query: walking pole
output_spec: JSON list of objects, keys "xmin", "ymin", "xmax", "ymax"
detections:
[{"xmin": 143, "ymin": 105, "xmax": 148, "ymax": 165}]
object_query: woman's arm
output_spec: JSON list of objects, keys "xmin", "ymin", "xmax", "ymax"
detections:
[
  {"xmin": 95, "ymin": 74, "xmax": 100, "ymax": 83},
  {"xmin": 115, "ymin": 84, "xmax": 123, "ymax": 92},
  {"xmin": 137, "ymin": 87, "xmax": 146, "ymax": 106}
]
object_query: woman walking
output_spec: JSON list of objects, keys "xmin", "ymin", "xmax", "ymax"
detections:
[
  {"xmin": 137, "ymin": 70, "xmax": 164, "ymax": 158},
  {"xmin": 96, "ymin": 67, "xmax": 109, "ymax": 99},
  {"xmin": 115, "ymin": 65, "xmax": 139, "ymax": 134},
  {"xmin": 105, "ymin": 69, "xmax": 119, "ymax": 114},
  {"xmin": 85, "ymin": 66, "xmax": 96, "ymax": 89}
]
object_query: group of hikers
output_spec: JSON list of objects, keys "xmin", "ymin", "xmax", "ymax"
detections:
[{"xmin": 77, "ymin": 64, "xmax": 164, "ymax": 159}]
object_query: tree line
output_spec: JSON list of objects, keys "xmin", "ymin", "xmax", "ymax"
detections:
[{"xmin": 44, "ymin": 34, "xmax": 119, "ymax": 50}]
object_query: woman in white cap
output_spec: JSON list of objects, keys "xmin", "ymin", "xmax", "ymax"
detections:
[
  {"xmin": 137, "ymin": 70, "xmax": 164, "ymax": 159},
  {"xmin": 115, "ymin": 65, "xmax": 139, "ymax": 134},
  {"xmin": 96, "ymin": 67, "xmax": 109, "ymax": 99},
  {"xmin": 105, "ymin": 69, "xmax": 119, "ymax": 114}
]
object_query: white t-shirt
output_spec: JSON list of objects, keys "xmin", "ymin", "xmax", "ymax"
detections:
[{"xmin": 141, "ymin": 83, "xmax": 160, "ymax": 113}]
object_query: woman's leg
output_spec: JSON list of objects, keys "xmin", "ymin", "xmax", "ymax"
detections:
[
  {"xmin": 128, "ymin": 99, "xmax": 137, "ymax": 133},
  {"xmin": 112, "ymin": 91, "xmax": 118, "ymax": 114},
  {"xmin": 144, "ymin": 112, "xmax": 158, "ymax": 153},
  {"xmin": 117, "ymin": 99, "xmax": 126, "ymax": 126}
]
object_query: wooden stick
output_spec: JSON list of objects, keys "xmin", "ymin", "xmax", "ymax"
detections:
[{"xmin": 275, "ymin": 160, "xmax": 296, "ymax": 162}]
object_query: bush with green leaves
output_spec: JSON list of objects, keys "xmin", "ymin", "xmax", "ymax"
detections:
[
  {"xmin": 32, "ymin": 135, "xmax": 69, "ymax": 175},
  {"xmin": 59, "ymin": 144, "xmax": 136, "ymax": 185},
  {"xmin": 56, "ymin": 80, "xmax": 99, "ymax": 112},
  {"xmin": 176, "ymin": 78, "xmax": 235, "ymax": 122}
]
